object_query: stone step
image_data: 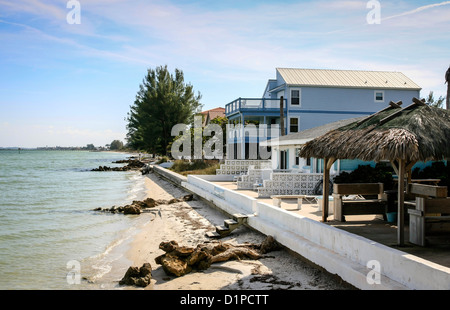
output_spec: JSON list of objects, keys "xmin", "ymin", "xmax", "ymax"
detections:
[
  {"xmin": 205, "ymin": 231, "xmax": 221, "ymax": 238},
  {"xmin": 224, "ymin": 219, "xmax": 240, "ymax": 231},
  {"xmin": 215, "ymin": 225, "xmax": 231, "ymax": 237},
  {"xmin": 232, "ymin": 213, "xmax": 248, "ymax": 224}
]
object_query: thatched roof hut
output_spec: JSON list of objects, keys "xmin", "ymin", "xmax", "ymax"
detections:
[
  {"xmin": 300, "ymin": 99, "xmax": 450, "ymax": 163},
  {"xmin": 299, "ymin": 98, "xmax": 450, "ymax": 245}
]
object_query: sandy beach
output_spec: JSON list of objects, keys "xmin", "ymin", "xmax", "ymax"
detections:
[{"xmin": 121, "ymin": 171, "xmax": 353, "ymax": 290}]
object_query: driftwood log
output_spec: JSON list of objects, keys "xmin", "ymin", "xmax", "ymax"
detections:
[{"xmin": 155, "ymin": 236, "xmax": 281, "ymax": 277}]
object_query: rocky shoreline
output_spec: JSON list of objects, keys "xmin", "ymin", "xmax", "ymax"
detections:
[
  {"xmin": 91, "ymin": 159, "xmax": 147, "ymax": 172},
  {"xmin": 92, "ymin": 194, "xmax": 194, "ymax": 215}
]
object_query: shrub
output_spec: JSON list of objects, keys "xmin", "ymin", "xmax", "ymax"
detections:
[
  {"xmin": 170, "ymin": 159, "xmax": 220, "ymax": 175},
  {"xmin": 155, "ymin": 156, "xmax": 169, "ymax": 164},
  {"xmin": 333, "ymin": 163, "xmax": 395, "ymax": 190},
  {"xmin": 412, "ymin": 161, "xmax": 449, "ymax": 189}
]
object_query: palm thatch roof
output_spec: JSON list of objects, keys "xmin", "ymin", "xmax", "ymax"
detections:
[{"xmin": 299, "ymin": 98, "xmax": 450, "ymax": 163}]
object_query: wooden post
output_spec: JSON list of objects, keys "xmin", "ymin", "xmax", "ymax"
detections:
[
  {"xmin": 446, "ymin": 66, "xmax": 450, "ymax": 110},
  {"xmin": 405, "ymin": 161, "xmax": 416, "ymax": 195},
  {"xmin": 322, "ymin": 157, "xmax": 335, "ymax": 222},
  {"xmin": 280, "ymin": 96, "xmax": 285, "ymax": 136},
  {"xmin": 390, "ymin": 160, "xmax": 399, "ymax": 175},
  {"xmin": 397, "ymin": 158, "xmax": 405, "ymax": 246}
]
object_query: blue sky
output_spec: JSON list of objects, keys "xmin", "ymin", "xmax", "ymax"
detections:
[{"xmin": 0, "ymin": 0, "xmax": 449, "ymax": 148}]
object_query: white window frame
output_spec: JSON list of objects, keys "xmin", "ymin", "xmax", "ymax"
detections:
[
  {"xmin": 374, "ymin": 90, "xmax": 385, "ymax": 102},
  {"xmin": 289, "ymin": 117, "xmax": 299, "ymax": 133},
  {"xmin": 290, "ymin": 88, "xmax": 301, "ymax": 106}
]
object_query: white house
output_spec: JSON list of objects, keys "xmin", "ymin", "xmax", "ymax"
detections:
[{"xmin": 261, "ymin": 116, "xmax": 365, "ymax": 173}]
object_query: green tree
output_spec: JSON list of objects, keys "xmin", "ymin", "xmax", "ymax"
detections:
[
  {"xmin": 168, "ymin": 115, "xmax": 228, "ymax": 160},
  {"xmin": 209, "ymin": 116, "xmax": 228, "ymax": 156},
  {"xmin": 423, "ymin": 91, "xmax": 446, "ymax": 108},
  {"xmin": 126, "ymin": 65, "xmax": 202, "ymax": 155},
  {"xmin": 110, "ymin": 140, "xmax": 124, "ymax": 150}
]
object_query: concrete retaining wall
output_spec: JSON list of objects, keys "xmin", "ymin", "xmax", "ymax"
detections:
[
  {"xmin": 183, "ymin": 174, "xmax": 450, "ymax": 290},
  {"xmin": 151, "ymin": 165, "xmax": 187, "ymax": 186}
]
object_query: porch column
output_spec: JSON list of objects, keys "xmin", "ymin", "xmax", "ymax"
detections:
[
  {"xmin": 241, "ymin": 114, "xmax": 245, "ymax": 159},
  {"xmin": 226, "ymin": 119, "xmax": 231, "ymax": 160},
  {"xmin": 263, "ymin": 116, "xmax": 267, "ymax": 140}
]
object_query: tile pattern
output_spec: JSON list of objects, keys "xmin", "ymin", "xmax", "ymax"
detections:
[
  {"xmin": 257, "ymin": 173, "xmax": 324, "ymax": 198},
  {"xmin": 216, "ymin": 160, "xmax": 271, "ymax": 176},
  {"xmin": 237, "ymin": 168, "xmax": 265, "ymax": 189}
]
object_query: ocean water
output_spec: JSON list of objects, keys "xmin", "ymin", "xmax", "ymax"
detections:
[{"xmin": 0, "ymin": 150, "xmax": 150, "ymax": 290}]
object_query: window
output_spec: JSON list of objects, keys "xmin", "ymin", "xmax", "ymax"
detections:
[
  {"xmin": 375, "ymin": 91, "xmax": 384, "ymax": 102},
  {"xmin": 291, "ymin": 89, "xmax": 300, "ymax": 105},
  {"xmin": 295, "ymin": 148, "xmax": 300, "ymax": 166},
  {"xmin": 290, "ymin": 118, "xmax": 298, "ymax": 133}
]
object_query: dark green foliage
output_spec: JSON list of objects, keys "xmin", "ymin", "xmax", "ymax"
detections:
[
  {"xmin": 126, "ymin": 65, "xmax": 202, "ymax": 155},
  {"xmin": 169, "ymin": 159, "xmax": 220, "ymax": 176},
  {"xmin": 170, "ymin": 159, "xmax": 217, "ymax": 172},
  {"xmin": 412, "ymin": 161, "xmax": 449, "ymax": 189},
  {"xmin": 209, "ymin": 116, "xmax": 228, "ymax": 155},
  {"xmin": 110, "ymin": 140, "xmax": 124, "ymax": 150},
  {"xmin": 333, "ymin": 163, "xmax": 395, "ymax": 190}
]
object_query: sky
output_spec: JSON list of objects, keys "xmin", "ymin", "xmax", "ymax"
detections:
[{"xmin": 0, "ymin": 0, "xmax": 449, "ymax": 148}]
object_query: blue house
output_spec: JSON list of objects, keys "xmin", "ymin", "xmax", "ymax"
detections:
[{"xmin": 225, "ymin": 68, "xmax": 421, "ymax": 161}]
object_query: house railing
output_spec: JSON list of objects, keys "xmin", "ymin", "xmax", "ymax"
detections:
[
  {"xmin": 225, "ymin": 98, "xmax": 287, "ymax": 115},
  {"xmin": 225, "ymin": 126, "xmax": 280, "ymax": 142}
]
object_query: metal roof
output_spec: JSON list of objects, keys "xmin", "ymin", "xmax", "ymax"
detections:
[{"xmin": 276, "ymin": 68, "xmax": 421, "ymax": 90}]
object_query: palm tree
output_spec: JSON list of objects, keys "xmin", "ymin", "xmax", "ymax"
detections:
[{"xmin": 446, "ymin": 66, "xmax": 450, "ymax": 110}]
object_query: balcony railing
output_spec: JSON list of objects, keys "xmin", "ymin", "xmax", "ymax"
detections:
[{"xmin": 225, "ymin": 98, "xmax": 287, "ymax": 115}]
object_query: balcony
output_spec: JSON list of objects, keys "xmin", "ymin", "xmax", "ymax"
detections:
[{"xmin": 225, "ymin": 98, "xmax": 287, "ymax": 116}]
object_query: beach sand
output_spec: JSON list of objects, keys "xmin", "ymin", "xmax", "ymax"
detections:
[{"xmin": 122, "ymin": 171, "xmax": 353, "ymax": 290}]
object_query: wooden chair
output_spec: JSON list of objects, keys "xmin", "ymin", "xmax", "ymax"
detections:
[
  {"xmin": 408, "ymin": 183, "xmax": 450, "ymax": 246},
  {"xmin": 333, "ymin": 183, "xmax": 388, "ymax": 222}
]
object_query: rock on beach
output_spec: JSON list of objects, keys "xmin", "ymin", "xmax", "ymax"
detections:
[
  {"xmin": 119, "ymin": 263, "xmax": 152, "ymax": 287},
  {"xmin": 91, "ymin": 159, "xmax": 146, "ymax": 172}
]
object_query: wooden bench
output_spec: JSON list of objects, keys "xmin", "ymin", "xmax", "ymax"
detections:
[
  {"xmin": 271, "ymin": 195, "xmax": 319, "ymax": 210},
  {"xmin": 333, "ymin": 183, "xmax": 388, "ymax": 222},
  {"xmin": 407, "ymin": 183, "xmax": 450, "ymax": 246}
]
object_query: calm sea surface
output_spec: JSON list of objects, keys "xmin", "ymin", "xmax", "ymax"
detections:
[{"xmin": 0, "ymin": 150, "xmax": 150, "ymax": 290}]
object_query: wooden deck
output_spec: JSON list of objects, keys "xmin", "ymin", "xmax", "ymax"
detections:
[{"xmin": 213, "ymin": 181, "xmax": 450, "ymax": 269}]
